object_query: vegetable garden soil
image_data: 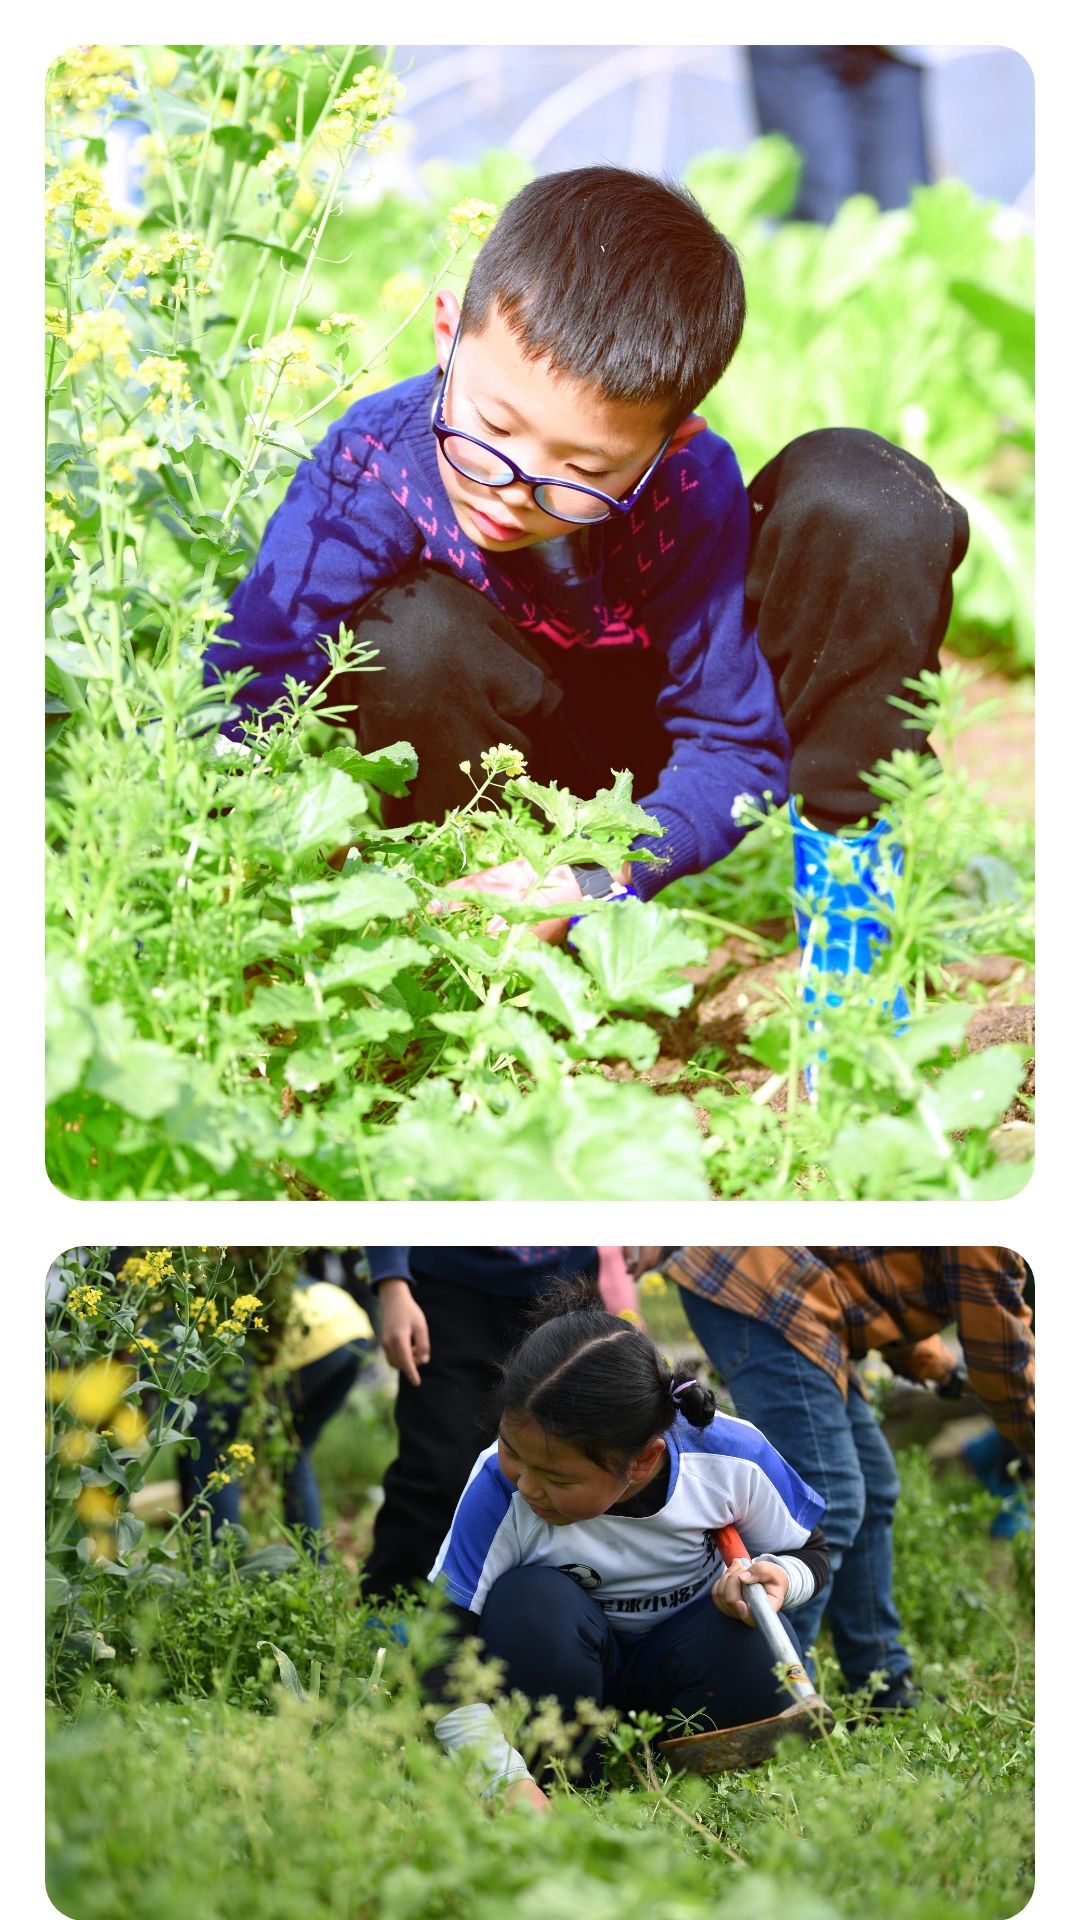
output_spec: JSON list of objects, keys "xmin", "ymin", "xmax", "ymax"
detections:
[{"xmin": 608, "ymin": 658, "xmax": 1035, "ymax": 1119}]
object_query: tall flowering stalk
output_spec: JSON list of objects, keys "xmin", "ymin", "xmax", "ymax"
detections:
[{"xmin": 44, "ymin": 44, "xmax": 493, "ymax": 728}]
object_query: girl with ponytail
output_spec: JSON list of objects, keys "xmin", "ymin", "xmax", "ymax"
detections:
[{"xmin": 427, "ymin": 1279, "xmax": 829, "ymax": 1809}]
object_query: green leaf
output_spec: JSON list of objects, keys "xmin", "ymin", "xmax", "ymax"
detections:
[
  {"xmin": 924, "ymin": 1047, "xmax": 1027, "ymax": 1133},
  {"xmin": 570, "ymin": 1019, "xmax": 661, "ymax": 1071},
  {"xmin": 221, "ymin": 225, "xmax": 306, "ymax": 266},
  {"xmin": 572, "ymin": 904, "xmax": 705, "ymax": 1015},
  {"xmin": 44, "ymin": 638, "xmax": 111, "ymax": 681},
  {"xmin": 316, "ymin": 936, "xmax": 427, "ymax": 993},
  {"xmin": 115, "ymin": 1512, "xmax": 145, "ymax": 1557},
  {"xmin": 512, "ymin": 945, "xmax": 600, "ymax": 1042},
  {"xmin": 45, "ymin": 957, "xmax": 96, "ymax": 1104},
  {"xmin": 84, "ymin": 1005, "xmax": 194, "ymax": 1121},
  {"xmin": 257, "ymin": 1639, "xmax": 307, "ymax": 1699},
  {"xmin": 241, "ymin": 764, "xmax": 371, "ymax": 862},
  {"xmin": 287, "ymin": 869, "xmax": 417, "ymax": 935},
  {"xmin": 949, "ymin": 280, "xmax": 1033, "ymax": 378},
  {"xmin": 322, "ymin": 739, "xmax": 418, "ymax": 797},
  {"xmin": 829, "ymin": 1114, "xmax": 946, "ymax": 1194},
  {"xmin": 240, "ymin": 1544, "xmax": 301, "ymax": 1579}
]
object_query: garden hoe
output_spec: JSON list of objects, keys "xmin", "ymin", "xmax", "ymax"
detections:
[{"xmin": 659, "ymin": 1523, "xmax": 835, "ymax": 1774}]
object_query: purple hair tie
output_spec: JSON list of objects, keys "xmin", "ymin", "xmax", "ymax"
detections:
[{"xmin": 670, "ymin": 1379, "xmax": 696, "ymax": 1403}]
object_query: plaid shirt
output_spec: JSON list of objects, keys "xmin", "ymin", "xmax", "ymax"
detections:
[{"xmin": 666, "ymin": 1247, "xmax": 1034, "ymax": 1458}]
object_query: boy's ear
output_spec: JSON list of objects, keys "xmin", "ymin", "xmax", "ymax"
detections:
[
  {"xmin": 433, "ymin": 290, "xmax": 461, "ymax": 370},
  {"xmin": 665, "ymin": 414, "xmax": 708, "ymax": 457}
]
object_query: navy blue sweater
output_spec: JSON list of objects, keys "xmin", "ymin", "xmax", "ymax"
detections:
[
  {"xmin": 365, "ymin": 1247, "xmax": 597, "ymax": 1299},
  {"xmin": 205, "ymin": 371, "xmax": 790, "ymax": 894}
]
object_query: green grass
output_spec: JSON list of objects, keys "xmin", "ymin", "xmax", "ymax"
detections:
[{"xmin": 45, "ymin": 1435, "xmax": 1032, "ymax": 1920}]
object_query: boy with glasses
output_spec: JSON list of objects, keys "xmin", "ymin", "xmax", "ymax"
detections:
[{"xmin": 206, "ymin": 166, "xmax": 969, "ymax": 981}]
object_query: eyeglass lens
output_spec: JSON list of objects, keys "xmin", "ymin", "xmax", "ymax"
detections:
[{"xmin": 439, "ymin": 432, "xmax": 612, "ymax": 524}]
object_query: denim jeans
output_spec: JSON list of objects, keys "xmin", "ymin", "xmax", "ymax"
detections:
[
  {"xmin": 748, "ymin": 46, "xmax": 929, "ymax": 223},
  {"xmin": 678, "ymin": 1291, "xmax": 910, "ymax": 1690}
]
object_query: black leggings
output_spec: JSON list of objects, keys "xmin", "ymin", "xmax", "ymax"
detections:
[{"xmin": 337, "ymin": 428, "xmax": 968, "ymax": 837}]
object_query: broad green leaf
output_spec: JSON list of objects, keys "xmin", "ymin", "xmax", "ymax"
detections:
[
  {"xmin": 924, "ymin": 1047, "xmax": 1028, "ymax": 1134},
  {"xmin": 513, "ymin": 945, "xmax": 600, "ymax": 1041},
  {"xmin": 241, "ymin": 764, "xmax": 369, "ymax": 862},
  {"xmin": 317, "ymin": 936, "xmax": 427, "ymax": 992},
  {"xmin": 323, "ymin": 739, "xmax": 419, "ymax": 797},
  {"xmin": 829, "ymin": 1114, "xmax": 947, "ymax": 1195},
  {"xmin": 891, "ymin": 1006, "xmax": 972, "ymax": 1070},
  {"xmin": 45, "ymin": 957, "xmax": 95, "ymax": 1104},
  {"xmin": 570, "ymin": 1019, "xmax": 662, "ymax": 1071},
  {"xmin": 246, "ymin": 983, "xmax": 321, "ymax": 1028},
  {"xmin": 287, "ymin": 869, "xmax": 417, "ymax": 935},
  {"xmin": 85, "ymin": 1006, "xmax": 193, "ymax": 1121},
  {"xmin": 572, "ymin": 904, "xmax": 705, "ymax": 1015}
]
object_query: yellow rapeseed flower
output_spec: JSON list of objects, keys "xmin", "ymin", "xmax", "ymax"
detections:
[
  {"xmin": 47, "ymin": 46, "xmax": 138, "ymax": 114},
  {"xmin": 379, "ymin": 269, "xmax": 426, "ymax": 315},
  {"xmin": 231, "ymin": 1294, "xmax": 263, "ymax": 1321},
  {"xmin": 226, "ymin": 1442, "xmax": 255, "ymax": 1470},
  {"xmin": 249, "ymin": 331, "xmax": 319, "ymax": 390},
  {"xmin": 65, "ymin": 1284, "xmax": 105, "ymax": 1322},
  {"xmin": 480, "ymin": 744, "xmax": 527, "ymax": 780},
  {"xmin": 45, "ymin": 165, "xmax": 120, "ymax": 239},
  {"xmin": 94, "ymin": 431, "xmax": 162, "ymax": 486},
  {"xmin": 46, "ymin": 504, "xmax": 76, "ymax": 540},
  {"xmin": 638, "ymin": 1271, "xmax": 669, "ymax": 1298},
  {"xmin": 323, "ymin": 66, "xmax": 404, "ymax": 150},
  {"xmin": 446, "ymin": 198, "xmax": 498, "ymax": 251},
  {"xmin": 107, "ymin": 1404, "xmax": 148, "ymax": 1449},
  {"xmin": 317, "ymin": 311, "xmax": 362, "ymax": 334},
  {"xmin": 67, "ymin": 1359, "xmax": 134, "ymax": 1427},
  {"xmin": 76, "ymin": 1486, "xmax": 120, "ymax": 1526},
  {"xmin": 45, "ymin": 306, "xmax": 69, "ymax": 338},
  {"xmin": 64, "ymin": 310, "xmax": 135, "ymax": 380},
  {"xmin": 137, "ymin": 354, "xmax": 193, "ymax": 413},
  {"xmin": 190, "ymin": 1295, "xmax": 219, "ymax": 1329}
]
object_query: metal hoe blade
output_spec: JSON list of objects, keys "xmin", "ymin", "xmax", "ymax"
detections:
[{"xmin": 658, "ymin": 1694, "xmax": 835, "ymax": 1774}]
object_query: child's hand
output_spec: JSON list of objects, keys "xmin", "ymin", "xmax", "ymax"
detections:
[
  {"xmin": 501, "ymin": 1777, "xmax": 552, "ymax": 1814},
  {"xmin": 432, "ymin": 857, "xmax": 584, "ymax": 944},
  {"xmin": 711, "ymin": 1559, "xmax": 789, "ymax": 1625},
  {"xmin": 377, "ymin": 1279, "xmax": 431, "ymax": 1388}
]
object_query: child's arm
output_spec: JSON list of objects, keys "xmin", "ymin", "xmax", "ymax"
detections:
[
  {"xmin": 203, "ymin": 415, "xmax": 422, "ymax": 725},
  {"xmin": 620, "ymin": 435, "xmax": 790, "ymax": 898}
]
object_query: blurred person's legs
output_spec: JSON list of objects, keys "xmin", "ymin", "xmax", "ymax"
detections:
[
  {"xmin": 284, "ymin": 1338, "xmax": 369, "ymax": 1554},
  {"xmin": 177, "ymin": 1361, "xmax": 247, "ymax": 1536},
  {"xmin": 748, "ymin": 45, "xmax": 929, "ymax": 223},
  {"xmin": 677, "ymin": 1291, "xmax": 912, "ymax": 1694}
]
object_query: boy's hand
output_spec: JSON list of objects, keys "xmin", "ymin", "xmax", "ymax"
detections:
[
  {"xmin": 712, "ymin": 1560, "xmax": 789, "ymax": 1624},
  {"xmin": 376, "ymin": 1278, "xmax": 431, "ymax": 1388},
  {"xmin": 433, "ymin": 857, "xmax": 584, "ymax": 944}
]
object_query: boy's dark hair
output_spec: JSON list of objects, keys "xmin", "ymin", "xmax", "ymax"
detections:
[
  {"xmin": 491, "ymin": 1275, "xmax": 717, "ymax": 1471},
  {"xmin": 460, "ymin": 165, "xmax": 745, "ymax": 427}
]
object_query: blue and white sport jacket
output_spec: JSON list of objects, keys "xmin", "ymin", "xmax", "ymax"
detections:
[{"xmin": 429, "ymin": 1412, "xmax": 825, "ymax": 1635}]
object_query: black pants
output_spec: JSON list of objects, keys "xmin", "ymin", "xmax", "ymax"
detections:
[
  {"xmin": 361, "ymin": 1278, "xmax": 543, "ymax": 1603},
  {"xmin": 339, "ymin": 429, "xmax": 968, "ymax": 839}
]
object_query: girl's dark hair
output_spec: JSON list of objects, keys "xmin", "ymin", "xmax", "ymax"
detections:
[
  {"xmin": 492, "ymin": 1275, "xmax": 717, "ymax": 1470},
  {"xmin": 459, "ymin": 165, "xmax": 745, "ymax": 427}
]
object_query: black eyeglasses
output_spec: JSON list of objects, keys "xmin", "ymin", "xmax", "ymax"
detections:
[{"xmin": 430, "ymin": 325, "xmax": 672, "ymax": 526}]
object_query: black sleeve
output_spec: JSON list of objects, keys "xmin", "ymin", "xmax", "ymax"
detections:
[{"xmin": 781, "ymin": 1525, "xmax": 830, "ymax": 1596}]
